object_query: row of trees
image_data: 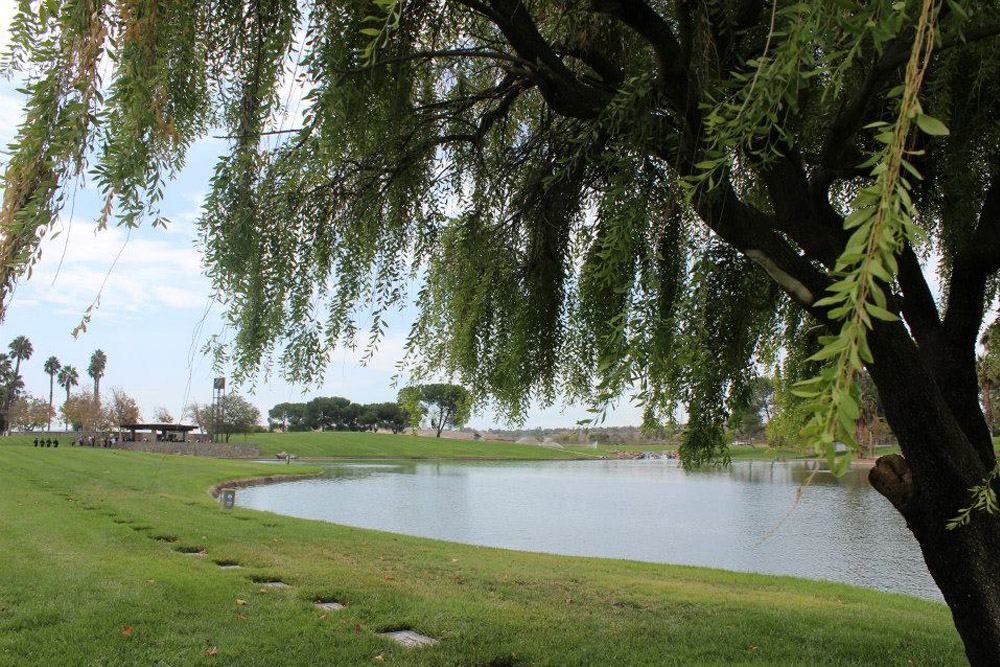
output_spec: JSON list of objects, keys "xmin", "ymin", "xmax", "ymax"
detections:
[
  {"xmin": 55, "ymin": 387, "xmax": 141, "ymax": 433},
  {"xmin": 268, "ymin": 383, "xmax": 472, "ymax": 437},
  {"xmin": 269, "ymin": 397, "xmax": 410, "ymax": 434},
  {"xmin": 0, "ymin": 334, "xmax": 264, "ymax": 439},
  {"xmin": 0, "ymin": 335, "xmax": 108, "ymax": 433}
]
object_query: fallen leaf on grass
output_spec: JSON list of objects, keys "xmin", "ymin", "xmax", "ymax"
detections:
[
  {"xmin": 238, "ymin": 614, "xmax": 247, "ymax": 620},
  {"xmin": 145, "ymin": 580, "xmax": 155, "ymax": 585},
  {"xmin": 566, "ymin": 598, "xmax": 574, "ymax": 604},
  {"xmin": 259, "ymin": 588, "xmax": 269, "ymax": 594},
  {"xmin": 748, "ymin": 644, "xmax": 759, "ymax": 653},
  {"xmin": 372, "ymin": 655, "xmax": 385, "ymax": 662},
  {"xmin": 122, "ymin": 626, "xmax": 133, "ymax": 638},
  {"xmin": 354, "ymin": 623, "xmax": 362, "ymax": 635},
  {"xmin": 206, "ymin": 647, "xmax": 218, "ymax": 657},
  {"xmin": 319, "ymin": 614, "xmax": 329, "ymax": 620},
  {"xmin": 236, "ymin": 599, "xmax": 247, "ymax": 606}
]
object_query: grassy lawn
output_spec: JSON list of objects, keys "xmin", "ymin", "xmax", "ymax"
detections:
[
  {"xmin": 0, "ymin": 447, "xmax": 964, "ymax": 666},
  {"xmin": 0, "ymin": 432, "xmax": 594, "ymax": 461},
  {"xmin": 239, "ymin": 431, "xmax": 594, "ymax": 460}
]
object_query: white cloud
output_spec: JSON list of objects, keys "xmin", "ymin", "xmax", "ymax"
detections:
[
  {"xmin": 0, "ymin": 3, "xmax": 16, "ymax": 53},
  {"xmin": 19, "ymin": 220, "xmax": 211, "ymax": 319}
]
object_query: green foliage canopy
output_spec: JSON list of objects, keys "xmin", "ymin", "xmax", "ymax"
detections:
[{"xmin": 2, "ymin": 0, "xmax": 999, "ymax": 468}]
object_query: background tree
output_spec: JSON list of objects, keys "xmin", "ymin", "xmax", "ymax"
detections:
[
  {"xmin": 56, "ymin": 365, "xmax": 78, "ymax": 432},
  {"xmin": 269, "ymin": 402, "xmax": 303, "ymax": 432},
  {"xmin": 978, "ymin": 323, "xmax": 1000, "ymax": 434},
  {"xmin": 727, "ymin": 376, "xmax": 774, "ymax": 445},
  {"xmin": 367, "ymin": 402, "xmax": 410, "ymax": 433},
  {"xmin": 4, "ymin": 336, "xmax": 32, "ymax": 434},
  {"xmin": 303, "ymin": 396, "xmax": 353, "ymax": 431},
  {"xmin": 9, "ymin": 394, "xmax": 54, "ymax": 432},
  {"xmin": 0, "ymin": 354, "xmax": 23, "ymax": 435},
  {"xmin": 400, "ymin": 384, "xmax": 472, "ymax": 437},
  {"xmin": 187, "ymin": 396, "xmax": 260, "ymax": 442},
  {"xmin": 107, "ymin": 388, "xmax": 140, "ymax": 432},
  {"xmin": 6, "ymin": 0, "xmax": 1000, "ymax": 659},
  {"xmin": 87, "ymin": 350, "xmax": 107, "ymax": 402},
  {"xmin": 856, "ymin": 370, "xmax": 890, "ymax": 458},
  {"xmin": 152, "ymin": 407, "xmax": 174, "ymax": 423},
  {"xmin": 61, "ymin": 388, "xmax": 110, "ymax": 433},
  {"xmin": 8, "ymin": 336, "xmax": 32, "ymax": 380},
  {"xmin": 43, "ymin": 356, "xmax": 61, "ymax": 431}
]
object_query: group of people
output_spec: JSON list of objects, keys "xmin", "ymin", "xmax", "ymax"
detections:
[
  {"xmin": 74, "ymin": 434, "xmax": 118, "ymax": 448},
  {"xmin": 31, "ymin": 434, "xmax": 120, "ymax": 448}
]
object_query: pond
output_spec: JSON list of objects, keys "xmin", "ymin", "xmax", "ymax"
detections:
[{"xmin": 235, "ymin": 459, "xmax": 940, "ymax": 601}]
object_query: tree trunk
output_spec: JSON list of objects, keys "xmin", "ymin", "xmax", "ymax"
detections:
[
  {"xmin": 866, "ymin": 324, "xmax": 1000, "ymax": 665},
  {"xmin": 871, "ymin": 453, "xmax": 1000, "ymax": 665},
  {"xmin": 48, "ymin": 375, "xmax": 54, "ymax": 431}
]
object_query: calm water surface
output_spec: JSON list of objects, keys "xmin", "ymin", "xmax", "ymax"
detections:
[{"xmin": 236, "ymin": 460, "xmax": 940, "ymax": 601}]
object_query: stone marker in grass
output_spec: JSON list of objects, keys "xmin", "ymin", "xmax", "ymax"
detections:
[
  {"xmin": 315, "ymin": 601, "xmax": 344, "ymax": 611},
  {"xmin": 379, "ymin": 630, "xmax": 438, "ymax": 648}
]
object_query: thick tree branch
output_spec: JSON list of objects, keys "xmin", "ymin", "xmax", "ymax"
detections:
[
  {"xmin": 588, "ymin": 0, "xmax": 703, "ymax": 154},
  {"xmin": 943, "ymin": 175, "xmax": 1000, "ymax": 351},
  {"xmin": 454, "ymin": 0, "xmax": 611, "ymax": 118},
  {"xmin": 818, "ymin": 20, "xmax": 1000, "ymax": 177},
  {"xmin": 589, "ymin": 0, "xmax": 685, "ymax": 88},
  {"xmin": 692, "ymin": 185, "xmax": 832, "ymax": 318},
  {"xmin": 560, "ymin": 44, "xmax": 624, "ymax": 86},
  {"xmin": 760, "ymin": 153, "xmax": 843, "ymax": 267},
  {"xmin": 335, "ymin": 48, "xmax": 533, "ymax": 76},
  {"xmin": 818, "ymin": 36, "xmax": 911, "ymax": 173}
]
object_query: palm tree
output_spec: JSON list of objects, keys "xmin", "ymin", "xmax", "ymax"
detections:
[
  {"xmin": 57, "ymin": 365, "xmax": 79, "ymax": 432},
  {"xmin": 43, "ymin": 356, "xmax": 61, "ymax": 432},
  {"xmin": 4, "ymin": 336, "xmax": 32, "ymax": 434},
  {"xmin": 88, "ymin": 350, "xmax": 107, "ymax": 402},
  {"xmin": 8, "ymin": 336, "xmax": 33, "ymax": 378},
  {"xmin": 0, "ymin": 354, "xmax": 18, "ymax": 434}
]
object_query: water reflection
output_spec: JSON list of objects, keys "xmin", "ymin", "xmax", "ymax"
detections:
[{"xmin": 237, "ymin": 460, "xmax": 940, "ymax": 601}]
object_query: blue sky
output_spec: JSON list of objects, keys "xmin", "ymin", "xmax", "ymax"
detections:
[{"xmin": 0, "ymin": 10, "xmax": 643, "ymax": 429}]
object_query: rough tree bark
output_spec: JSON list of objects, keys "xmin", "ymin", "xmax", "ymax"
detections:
[{"xmin": 866, "ymin": 325, "xmax": 1000, "ymax": 665}]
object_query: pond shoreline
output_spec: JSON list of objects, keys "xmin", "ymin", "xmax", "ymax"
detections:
[
  {"xmin": 208, "ymin": 471, "xmax": 324, "ymax": 497},
  {"xmin": 236, "ymin": 458, "xmax": 941, "ymax": 601}
]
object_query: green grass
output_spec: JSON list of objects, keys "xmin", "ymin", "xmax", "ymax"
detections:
[
  {"xmin": 0, "ymin": 447, "xmax": 965, "ymax": 666},
  {"xmin": 240, "ymin": 431, "xmax": 597, "ymax": 460},
  {"xmin": 0, "ymin": 432, "xmax": 595, "ymax": 460}
]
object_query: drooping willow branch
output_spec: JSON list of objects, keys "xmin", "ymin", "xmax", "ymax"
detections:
[{"xmin": 794, "ymin": 0, "xmax": 945, "ymax": 473}]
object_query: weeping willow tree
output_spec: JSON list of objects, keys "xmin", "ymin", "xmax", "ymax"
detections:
[{"xmin": 2, "ymin": 0, "xmax": 1000, "ymax": 660}]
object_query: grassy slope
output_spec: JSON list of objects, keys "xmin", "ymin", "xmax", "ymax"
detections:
[
  {"xmin": 241, "ymin": 431, "xmax": 595, "ymax": 460},
  {"xmin": 0, "ymin": 432, "xmax": 593, "ymax": 460},
  {"xmin": 0, "ymin": 448, "xmax": 964, "ymax": 666}
]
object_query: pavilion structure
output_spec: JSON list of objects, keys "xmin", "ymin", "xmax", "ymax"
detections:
[{"xmin": 121, "ymin": 423, "xmax": 200, "ymax": 443}]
